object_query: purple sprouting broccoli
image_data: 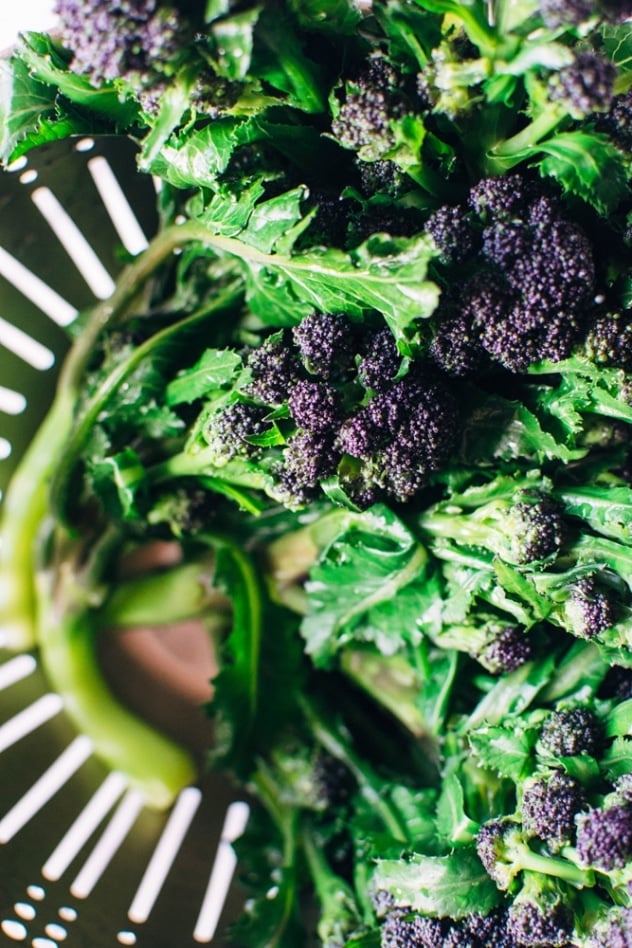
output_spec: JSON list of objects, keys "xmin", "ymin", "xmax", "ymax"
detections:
[
  {"xmin": 357, "ymin": 327, "xmax": 402, "ymax": 392},
  {"xmin": 506, "ymin": 873, "xmax": 574, "ymax": 947},
  {"xmin": 292, "ymin": 312, "xmax": 357, "ymax": 381},
  {"xmin": 287, "ymin": 380, "xmax": 342, "ymax": 434},
  {"xmin": 245, "ymin": 332, "xmax": 302, "ymax": 405},
  {"xmin": 54, "ymin": 0, "xmax": 195, "ymax": 87},
  {"xmin": 563, "ymin": 575, "xmax": 617, "ymax": 640},
  {"xmin": 600, "ymin": 89, "xmax": 632, "ymax": 149},
  {"xmin": 576, "ymin": 804, "xmax": 632, "ymax": 871},
  {"xmin": 521, "ymin": 771, "xmax": 587, "ymax": 851},
  {"xmin": 278, "ymin": 428, "xmax": 340, "ymax": 505},
  {"xmin": 468, "ymin": 174, "xmax": 535, "ymax": 221},
  {"xmin": 584, "ymin": 310, "xmax": 632, "ymax": 371},
  {"xmin": 586, "ymin": 906, "xmax": 632, "ymax": 947},
  {"xmin": 330, "ymin": 56, "xmax": 413, "ymax": 160},
  {"xmin": 539, "ymin": 0, "xmax": 632, "ymax": 26},
  {"xmin": 379, "ymin": 909, "xmax": 447, "ymax": 947},
  {"xmin": 538, "ymin": 707, "xmax": 604, "ymax": 759},
  {"xmin": 548, "ymin": 51, "xmax": 617, "ymax": 118},
  {"xmin": 475, "ymin": 819, "xmax": 590, "ymax": 892},
  {"xmin": 478, "ymin": 626, "xmax": 534, "ymax": 675},
  {"xmin": 205, "ymin": 401, "xmax": 271, "ymax": 462},
  {"xmin": 429, "ymin": 304, "xmax": 487, "ymax": 378},
  {"xmin": 425, "ymin": 204, "xmax": 479, "ymax": 264}
]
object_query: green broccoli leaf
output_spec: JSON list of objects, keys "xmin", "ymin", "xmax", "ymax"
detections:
[
  {"xmin": 600, "ymin": 22, "xmax": 632, "ymax": 74},
  {"xmin": 468, "ymin": 721, "xmax": 538, "ymax": 781},
  {"xmin": 243, "ymin": 232, "xmax": 441, "ymax": 350},
  {"xmin": 371, "ymin": 847, "xmax": 502, "ymax": 918},
  {"xmin": 301, "ymin": 505, "xmax": 430, "ymax": 665},
  {"xmin": 166, "ymin": 348, "xmax": 242, "ymax": 406},
  {"xmin": 536, "ymin": 131, "xmax": 629, "ymax": 215}
]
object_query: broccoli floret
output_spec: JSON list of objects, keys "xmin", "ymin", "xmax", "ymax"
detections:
[
  {"xmin": 548, "ymin": 51, "xmax": 617, "ymax": 118},
  {"xmin": 539, "ymin": 0, "xmax": 632, "ymax": 25},
  {"xmin": 478, "ymin": 625, "xmax": 534, "ymax": 675},
  {"xmin": 245, "ymin": 333, "xmax": 302, "ymax": 405},
  {"xmin": 462, "ymin": 183, "xmax": 596, "ymax": 372},
  {"xmin": 292, "ymin": 312, "xmax": 356, "ymax": 380},
  {"xmin": 55, "ymin": 0, "xmax": 194, "ymax": 87},
  {"xmin": 429, "ymin": 307, "xmax": 486, "ymax": 378},
  {"xmin": 521, "ymin": 771, "xmax": 587, "ymax": 851},
  {"xmin": 468, "ymin": 174, "xmax": 534, "ymax": 221},
  {"xmin": 425, "ymin": 204, "xmax": 479, "ymax": 264},
  {"xmin": 380, "ymin": 910, "xmax": 447, "ymax": 948},
  {"xmin": 367, "ymin": 375, "xmax": 461, "ymax": 502},
  {"xmin": 563, "ymin": 575, "xmax": 617, "ymax": 640},
  {"xmin": 600, "ymin": 89, "xmax": 632, "ymax": 149},
  {"xmin": 538, "ymin": 0, "xmax": 595, "ymax": 25},
  {"xmin": 205, "ymin": 401, "xmax": 270, "ymax": 462},
  {"xmin": 506, "ymin": 873, "xmax": 574, "ymax": 947},
  {"xmin": 338, "ymin": 370, "xmax": 460, "ymax": 504},
  {"xmin": 357, "ymin": 327, "xmax": 402, "ymax": 392},
  {"xmin": 287, "ymin": 379, "xmax": 341, "ymax": 433},
  {"xmin": 356, "ymin": 159, "xmax": 409, "ymax": 199},
  {"xmin": 419, "ymin": 479, "xmax": 566, "ymax": 567},
  {"xmin": 268, "ymin": 741, "xmax": 355, "ymax": 812},
  {"xmin": 576, "ymin": 804, "xmax": 632, "ymax": 871},
  {"xmin": 587, "ymin": 906, "xmax": 632, "ymax": 947},
  {"xmin": 279, "ymin": 428, "xmax": 340, "ymax": 504},
  {"xmin": 461, "ymin": 908, "xmax": 518, "ymax": 947},
  {"xmin": 584, "ymin": 310, "xmax": 632, "ymax": 370},
  {"xmin": 538, "ymin": 707, "xmax": 604, "ymax": 759},
  {"xmin": 475, "ymin": 819, "xmax": 590, "ymax": 891},
  {"xmin": 331, "ymin": 57, "xmax": 412, "ymax": 160}
]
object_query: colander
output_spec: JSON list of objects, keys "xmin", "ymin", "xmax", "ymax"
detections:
[{"xmin": 0, "ymin": 136, "xmax": 249, "ymax": 948}]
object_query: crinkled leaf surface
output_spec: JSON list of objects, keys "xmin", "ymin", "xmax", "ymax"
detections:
[
  {"xmin": 371, "ymin": 847, "xmax": 502, "ymax": 918},
  {"xmin": 301, "ymin": 505, "xmax": 431, "ymax": 665}
]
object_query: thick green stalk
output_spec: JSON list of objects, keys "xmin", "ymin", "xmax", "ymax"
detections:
[
  {"xmin": 95, "ymin": 557, "xmax": 231, "ymax": 630},
  {"xmin": 485, "ymin": 102, "xmax": 568, "ymax": 174},
  {"xmin": 36, "ymin": 529, "xmax": 196, "ymax": 808},
  {"xmin": 0, "ymin": 223, "xmax": 224, "ymax": 650}
]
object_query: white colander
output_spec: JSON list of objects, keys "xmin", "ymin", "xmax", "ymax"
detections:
[{"xmin": 0, "ymin": 136, "xmax": 249, "ymax": 948}]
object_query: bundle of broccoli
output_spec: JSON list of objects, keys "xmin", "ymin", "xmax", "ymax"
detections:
[{"xmin": 1, "ymin": 0, "xmax": 632, "ymax": 944}]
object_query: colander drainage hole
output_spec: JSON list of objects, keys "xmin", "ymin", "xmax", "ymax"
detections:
[
  {"xmin": 13, "ymin": 904, "xmax": 36, "ymax": 922},
  {"xmin": 1, "ymin": 918, "xmax": 28, "ymax": 941},
  {"xmin": 117, "ymin": 932, "xmax": 137, "ymax": 946},
  {"xmin": 44, "ymin": 923, "xmax": 67, "ymax": 941}
]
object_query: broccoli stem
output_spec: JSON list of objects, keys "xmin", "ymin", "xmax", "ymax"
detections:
[
  {"xmin": 299, "ymin": 694, "xmax": 410, "ymax": 844},
  {"xmin": 485, "ymin": 102, "xmax": 569, "ymax": 173},
  {"xmin": 95, "ymin": 555, "xmax": 231, "ymax": 630},
  {"xmin": 301, "ymin": 818, "xmax": 363, "ymax": 943},
  {"xmin": 0, "ymin": 226, "xmax": 236, "ymax": 649},
  {"xmin": 251, "ymin": 763, "xmax": 302, "ymax": 941},
  {"xmin": 36, "ymin": 529, "xmax": 196, "ymax": 809}
]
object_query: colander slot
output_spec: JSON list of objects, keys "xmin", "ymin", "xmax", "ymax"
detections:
[
  {"xmin": 0, "ymin": 386, "xmax": 27, "ymax": 415},
  {"xmin": 0, "ymin": 693, "xmax": 64, "ymax": 754},
  {"xmin": 193, "ymin": 801, "xmax": 249, "ymax": 944},
  {"xmin": 0, "ymin": 736, "xmax": 93, "ymax": 844},
  {"xmin": 0, "ymin": 656, "xmax": 36, "ymax": 691},
  {"xmin": 0, "ymin": 315, "xmax": 55, "ymax": 370},
  {"xmin": 0, "ymin": 247, "xmax": 78, "ymax": 328},
  {"xmin": 127, "ymin": 786, "xmax": 202, "ymax": 925},
  {"xmin": 87, "ymin": 157, "xmax": 150, "ymax": 257},
  {"xmin": 30, "ymin": 187, "xmax": 116, "ymax": 301},
  {"xmin": 42, "ymin": 771, "xmax": 128, "ymax": 883},
  {"xmin": 69, "ymin": 789, "xmax": 145, "ymax": 899}
]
